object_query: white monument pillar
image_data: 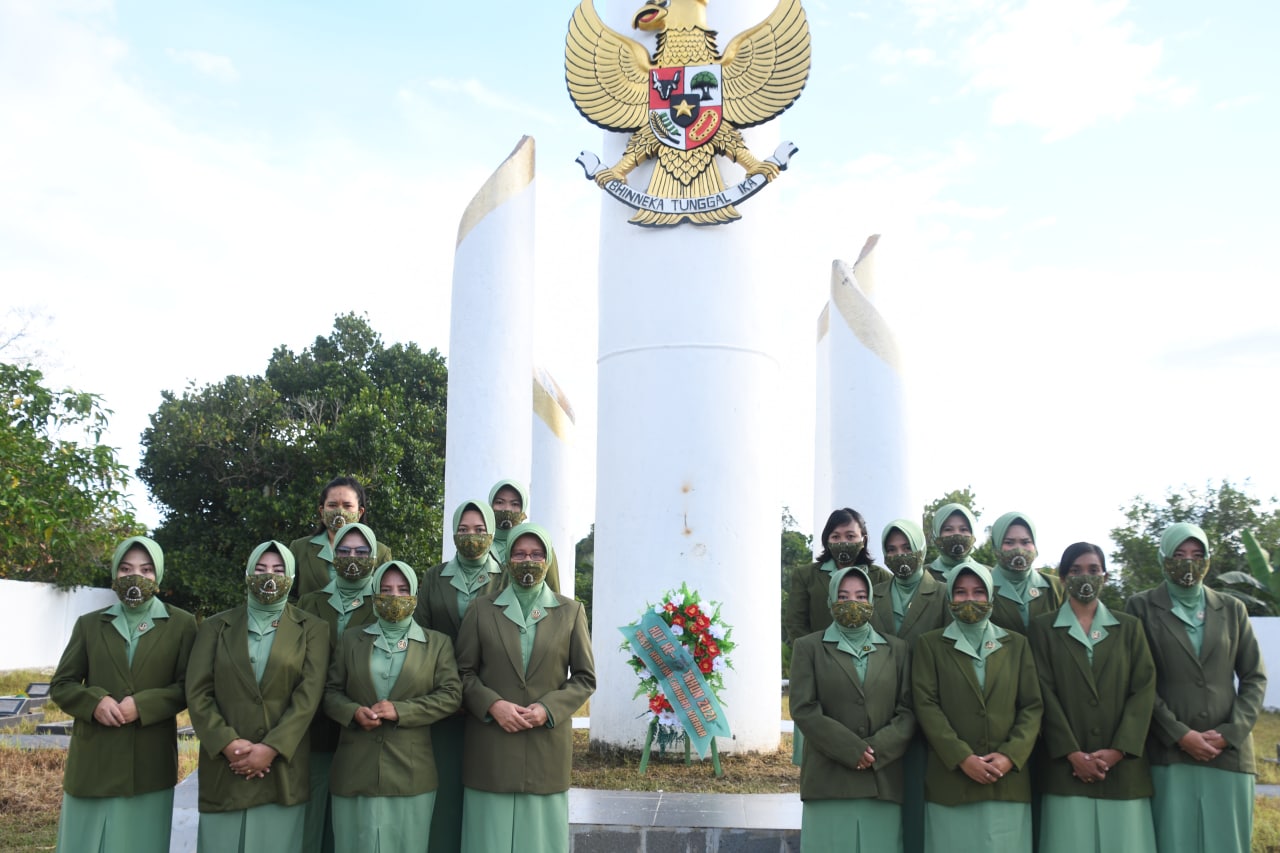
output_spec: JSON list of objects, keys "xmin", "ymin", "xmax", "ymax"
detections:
[
  {"xmin": 531, "ymin": 365, "xmax": 577, "ymax": 598},
  {"xmin": 589, "ymin": 0, "xmax": 784, "ymax": 754},
  {"xmin": 442, "ymin": 137, "xmax": 536, "ymax": 558},
  {"xmin": 813, "ymin": 236, "xmax": 914, "ymax": 537}
]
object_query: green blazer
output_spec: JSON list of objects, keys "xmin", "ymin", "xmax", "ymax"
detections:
[
  {"xmin": 789, "ymin": 631, "xmax": 915, "ymax": 802},
  {"xmin": 1125, "ymin": 585, "xmax": 1266, "ymax": 774},
  {"xmin": 912, "ymin": 627, "xmax": 1043, "ymax": 806},
  {"xmin": 871, "ymin": 572, "xmax": 951, "ymax": 647},
  {"xmin": 456, "ymin": 592, "xmax": 595, "ymax": 794},
  {"xmin": 323, "ymin": 625, "xmax": 462, "ymax": 797},
  {"xmin": 51, "ymin": 604, "xmax": 197, "ymax": 798},
  {"xmin": 297, "ymin": 589, "xmax": 377, "ymax": 752},
  {"xmin": 414, "ymin": 560, "xmax": 503, "ymax": 642},
  {"xmin": 1028, "ymin": 607, "xmax": 1156, "ymax": 798},
  {"xmin": 990, "ymin": 570, "xmax": 1064, "ymax": 634},
  {"xmin": 786, "ymin": 561, "xmax": 892, "ymax": 644},
  {"xmin": 186, "ymin": 603, "xmax": 329, "ymax": 812},
  {"xmin": 290, "ymin": 534, "xmax": 393, "ymax": 599}
]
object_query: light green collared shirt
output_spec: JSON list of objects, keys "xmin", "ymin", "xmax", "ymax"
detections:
[
  {"xmin": 106, "ymin": 596, "xmax": 170, "ymax": 665},
  {"xmin": 1054, "ymin": 599, "xmax": 1120, "ymax": 664}
]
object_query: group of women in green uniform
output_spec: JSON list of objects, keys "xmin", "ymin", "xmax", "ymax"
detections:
[
  {"xmin": 50, "ymin": 475, "xmax": 594, "ymax": 853},
  {"xmin": 787, "ymin": 505, "xmax": 1267, "ymax": 853}
]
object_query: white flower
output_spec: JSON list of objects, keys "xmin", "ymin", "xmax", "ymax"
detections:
[
  {"xmin": 670, "ymin": 624, "xmax": 684, "ymax": 635},
  {"xmin": 645, "ymin": 710, "xmax": 658, "ymax": 723},
  {"xmin": 712, "ymin": 656, "xmax": 726, "ymax": 672},
  {"xmin": 653, "ymin": 604, "xmax": 666, "ymax": 615},
  {"xmin": 707, "ymin": 623, "xmax": 725, "ymax": 640},
  {"xmin": 657, "ymin": 709, "xmax": 678, "ymax": 727}
]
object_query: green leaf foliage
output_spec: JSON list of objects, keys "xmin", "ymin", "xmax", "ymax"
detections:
[
  {"xmin": 138, "ymin": 314, "xmax": 448, "ymax": 615},
  {"xmin": 0, "ymin": 362, "xmax": 142, "ymax": 586}
]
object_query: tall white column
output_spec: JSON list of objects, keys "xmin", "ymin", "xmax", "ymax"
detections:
[
  {"xmin": 442, "ymin": 137, "xmax": 535, "ymax": 558},
  {"xmin": 531, "ymin": 365, "xmax": 577, "ymax": 599},
  {"xmin": 589, "ymin": 0, "xmax": 783, "ymax": 753}
]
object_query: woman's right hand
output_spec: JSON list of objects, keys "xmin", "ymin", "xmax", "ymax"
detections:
[
  {"xmin": 489, "ymin": 699, "xmax": 535, "ymax": 733},
  {"xmin": 1178, "ymin": 730, "xmax": 1222, "ymax": 762},
  {"xmin": 93, "ymin": 696, "xmax": 126, "ymax": 727}
]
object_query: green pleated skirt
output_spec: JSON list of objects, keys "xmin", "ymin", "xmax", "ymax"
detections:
[
  {"xmin": 924, "ymin": 800, "xmax": 1031, "ymax": 853},
  {"xmin": 428, "ymin": 714, "xmax": 465, "ymax": 853},
  {"xmin": 460, "ymin": 788, "xmax": 568, "ymax": 853},
  {"xmin": 332, "ymin": 791, "xmax": 436, "ymax": 852},
  {"xmin": 56, "ymin": 788, "xmax": 174, "ymax": 853},
  {"xmin": 1150, "ymin": 764, "xmax": 1253, "ymax": 853},
  {"xmin": 802, "ymin": 797, "xmax": 902, "ymax": 853},
  {"xmin": 1039, "ymin": 794, "xmax": 1155, "ymax": 853},
  {"xmin": 197, "ymin": 801, "xmax": 306, "ymax": 853}
]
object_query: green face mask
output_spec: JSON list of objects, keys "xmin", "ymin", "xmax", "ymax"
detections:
[
  {"xmin": 1066, "ymin": 574, "xmax": 1101, "ymax": 603},
  {"xmin": 493, "ymin": 510, "xmax": 526, "ymax": 531},
  {"xmin": 373, "ymin": 594, "xmax": 417, "ymax": 623},
  {"xmin": 247, "ymin": 573, "xmax": 292, "ymax": 605},
  {"xmin": 113, "ymin": 575, "xmax": 159, "ymax": 608},
  {"xmin": 509, "ymin": 559, "xmax": 548, "ymax": 588},
  {"xmin": 1164, "ymin": 557, "xmax": 1208, "ymax": 588},
  {"xmin": 831, "ymin": 599, "xmax": 874, "ymax": 629},
  {"xmin": 828, "ymin": 541, "xmax": 864, "ymax": 567},
  {"xmin": 454, "ymin": 532, "xmax": 494, "ymax": 560},
  {"xmin": 335, "ymin": 556, "xmax": 377, "ymax": 581},
  {"xmin": 324, "ymin": 508, "xmax": 360, "ymax": 533},
  {"xmin": 949, "ymin": 599, "xmax": 992, "ymax": 624},
  {"xmin": 937, "ymin": 534, "xmax": 975, "ymax": 560},
  {"xmin": 999, "ymin": 547, "xmax": 1036, "ymax": 573},
  {"xmin": 885, "ymin": 552, "xmax": 922, "ymax": 579}
]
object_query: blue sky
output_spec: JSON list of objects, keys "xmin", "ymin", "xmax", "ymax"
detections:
[{"xmin": 3, "ymin": 0, "xmax": 1278, "ymax": 563}]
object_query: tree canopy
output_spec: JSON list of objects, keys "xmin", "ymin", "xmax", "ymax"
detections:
[
  {"xmin": 0, "ymin": 361, "xmax": 141, "ymax": 586},
  {"xmin": 138, "ymin": 314, "xmax": 448, "ymax": 615}
]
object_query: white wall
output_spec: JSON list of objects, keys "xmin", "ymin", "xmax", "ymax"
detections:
[
  {"xmin": 0, "ymin": 579, "xmax": 116, "ymax": 671},
  {"xmin": 1250, "ymin": 616, "xmax": 1280, "ymax": 710}
]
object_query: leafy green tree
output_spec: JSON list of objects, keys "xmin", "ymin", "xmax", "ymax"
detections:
[
  {"xmin": 138, "ymin": 314, "xmax": 448, "ymax": 615},
  {"xmin": 780, "ymin": 507, "xmax": 813, "ymax": 678},
  {"xmin": 689, "ymin": 70, "xmax": 719, "ymax": 98},
  {"xmin": 0, "ymin": 362, "xmax": 142, "ymax": 586},
  {"xmin": 1109, "ymin": 480, "xmax": 1280, "ymax": 609},
  {"xmin": 922, "ymin": 487, "xmax": 997, "ymax": 567},
  {"xmin": 574, "ymin": 525, "xmax": 595, "ymax": 628}
]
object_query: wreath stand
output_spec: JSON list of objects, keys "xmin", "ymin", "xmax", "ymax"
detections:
[{"xmin": 637, "ymin": 717, "xmax": 723, "ymax": 778}]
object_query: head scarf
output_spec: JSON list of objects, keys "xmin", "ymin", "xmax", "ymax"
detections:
[
  {"xmin": 505, "ymin": 521, "xmax": 553, "ymax": 616},
  {"xmin": 452, "ymin": 499, "xmax": 497, "ymax": 573},
  {"xmin": 245, "ymin": 540, "xmax": 296, "ymax": 619},
  {"xmin": 1160, "ymin": 521, "xmax": 1210, "ymax": 609},
  {"xmin": 944, "ymin": 559, "xmax": 1002, "ymax": 659},
  {"xmin": 931, "ymin": 503, "xmax": 980, "ymax": 570},
  {"xmin": 112, "ymin": 536, "xmax": 165, "ymax": 585},
  {"xmin": 108, "ymin": 536, "xmax": 168, "ymax": 655},
  {"xmin": 372, "ymin": 560, "xmax": 419, "ymax": 639},
  {"xmin": 823, "ymin": 566, "xmax": 878, "ymax": 658},
  {"xmin": 489, "ymin": 479, "xmax": 530, "ymax": 534},
  {"xmin": 882, "ymin": 518, "xmax": 926, "ymax": 586},
  {"xmin": 332, "ymin": 522, "xmax": 378, "ymax": 587}
]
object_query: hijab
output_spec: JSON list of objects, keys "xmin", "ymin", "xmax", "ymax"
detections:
[
  {"xmin": 451, "ymin": 500, "xmax": 498, "ymax": 577},
  {"xmin": 929, "ymin": 503, "xmax": 981, "ymax": 575},
  {"xmin": 372, "ymin": 560, "xmax": 420, "ymax": 644},
  {"xmin": 989, "ymin": 511, "xmax": 1048, "ymax": 620},
  {"xmin": 245, "ymin": 540, "xmax": 296, "ymax": 623},
  {"xmin": 822, "ymin": 565, "xmax": 881, "ymax": 659},
  {"xmin": 107, "ymin": 536, "xmax": 168, "ymax": 658},
  {"xmin": 330, "ymin": 522, "xmax": 378, "ymax": 598},
  {"xmin": 882, "ymin": 519, "xmax": 927, "ymax": 627},
  {"xmin": 1160, "ymin": 521, "xmax": 1210, "ymax": 615},
  {"xmin": 943, "ymin": 560, "xmax": 1004, "ymax": 663},
  {"xmin": 488, "ymin": 478, "xmax": 531, "ymax": 562},
  {"xmin": 368, "ymin": 560, "xmax": 425, "ymax": 698},
  {"xmin": 503, "ymin": 522, "xmax": 555, "ymax": 617}
]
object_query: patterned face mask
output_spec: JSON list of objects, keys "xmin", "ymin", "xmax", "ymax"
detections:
[
  {"xmin": 374, "ymin": 594, "xmax": 417, "ymax": 623},
  {"xmin": 508, "ymin": 559, "xmax": 548, "ymax": 588},
  {"xmin": 999, "ymin": 547, "xmax": 1037, "ymax": 573},
  {"xmin": 247, "ymin": 573, "xmax": 292, "ymax": 605},
  {"xmin": 336, "ymin": 556, "xmax": 377, "ymax": 581},
  {"xmin": 324, "ymin": 508, "xmax": 360, "ymax": 533},
  {"xmin": 949, "ymin": 599, "xmax": 993, "ymax": 624},
  {"xmin": 885, "ymin": 552, "xmax": 923, "ymax": 579},
  {"xmin": 937, "ymin": 534, "xmax": 975, "ymax": 560},
  {"xmin": 454, "ymin": 533, "xmax": 494, "ymax": 560},
  {"xmin": 828, "ymin": 541, "xmax": 865, "ymax": 567},
  {"xmin": 1066, "ymin": 574, "xmax": 1101, "ymax": 603},
  {"xmin": 113, "ymin": 575, "xmax": 158, "ymax": 608},
  {"xmin": 1163, "ymin": 557, "xmax": 1208, "ymax": 588},
  {"xmin": 493, "ymin": 510, "xmax": 526, "ymax": 531},
  {"xmin": 831, "ymin": 599, "xmax": 874, "ymax": 629}
]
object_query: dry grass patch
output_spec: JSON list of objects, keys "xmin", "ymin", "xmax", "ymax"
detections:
[
  {"xmin": 572, "ymin": 730, "xmax": 798, "ymax": 794},
  {"xmin": 0, "ymin": 747, "xmax": 63, "ymax": 851}
]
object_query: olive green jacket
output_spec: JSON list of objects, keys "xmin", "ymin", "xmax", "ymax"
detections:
[
  {"xmin": 290, "ymin": 534, "xmax": 392, "ymax": 599},
  {"xmin": 1028, "ymin": 607, "xmax": 1156, "ymax": 798},
  {"xmin": 186, "ymin": 603, "xmax": 329, "ymax": 812},
  {"xmin": 51, "ymin": 604, "xmax": 197, "ymax": 798},
  {"xmin": 786, "ymin": 561, "xmax": 892, "ymax": 644},
  {"xmin": 297, "ymin": 588, "xmax": 377, "ymax": 752},
  {"xmin": 871, "ymin": 572, "xmax": 951, "ymax": 647},
  {"xmin": 1125, "ymin": 584, "xmax": 1266, "ymax": 774},
  {"xmin": 323, "ymin": 625, "xmax": 462, "ymax": 797},
  {"xmin": 989, "ymin": 570, "xmax": 1064, "ymax": 635},
  {"xmin": 912, "ymin": 628, "xmax": 1043, "ymax": 806},
  {"xmin": 414, "ymin": 560, "xmax": 503, "ymax": 641},
  {"xmin": 790, "ymin": 631, "xmax": 915, "ymax": 802},
  {"xmin": 456, "ymin": 592, "xmax": 595, "ymax": 794}
]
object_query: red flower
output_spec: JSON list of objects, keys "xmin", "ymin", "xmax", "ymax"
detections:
[
  {"xmin": 698, "ymin": 657, "xmax": 714, "ymax": 673},
  {"xmin": 649, "ymin": 693, "xmax": 671, "ymax": 713},
  {"xmin": 685, "ymin": 604, "xmax": 700, "ymax": 618},
  {"xmin": 672, "ymin": 614, "xmax": 686, "ymax": 627},
  {"xmin": 707, "ymin": 642, "xmax": 720, "ymax": 656},
  {"xmin": 663, "ymin": 602, "xmax": 677, "ymax": 612},
  {"xmin": 695, "ymin": 614, "xmax": 711, "ymax": 631}
]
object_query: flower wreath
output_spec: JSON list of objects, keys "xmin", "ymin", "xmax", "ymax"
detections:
[{"xmin": 621, "ymin": 582, "xmax": 736, "ymax": 736}]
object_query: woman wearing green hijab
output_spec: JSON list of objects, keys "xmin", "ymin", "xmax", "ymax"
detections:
[
  {"xmin": 791, "ymin": 566, "xmax": 915, "ymax": 853},
  {"xmin": 870, "ymin": 519, "xmax": 948, "ymax": 853},
  {"xmin": 987, "ymin": 511, "xmax": 1063, "ymax": 634},
  {"xmin": 456, "ymin": 523, "xmax": 595, "ymax": 853},
  {"xmin": 1124, "ymin": 523, "xmax": 1266, "ymax": 853},
  {"xmin": 51, "ymin": 536, "xmax": 198, "ymax": 853},
  {"xmin": 925, "ymin": 503, "xmax": 989, "ymax": 582},
  {"xmin": 413, "ymin": 500, "xmax": 505, "ymax": 853},
  {"xmin": 290, "ymin": 476, "xmax": 393, "ymax": 598},
  {"xmin": 1030, "ymin": 542, "xmax": 1157, "ymax": 853},
  {"xmin": 325, "ymin": 560, "xmax": 462, "ymax": 852},
  {"xmin": 912, "ymin": 560, "xmax": 1043, "ymax": 853},
  {"xmin": 186, "ymin": 541, "xmax": 329, "ymax": 853},
  {"xmin": 487, "ymin": 478, "xmax": 561, "ymax": 592},
  {"xmin": 297, "ymin": 522, "xmax": 382, "ymax": 853}
]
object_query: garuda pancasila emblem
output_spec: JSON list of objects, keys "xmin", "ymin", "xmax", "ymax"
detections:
[{"xmin": 565, "ymin": 0, "xmax": 811, "ymax": 227}]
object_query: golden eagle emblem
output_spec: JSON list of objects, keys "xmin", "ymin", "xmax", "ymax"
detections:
[{"xmin": 566, "ymin": 0, "xmax": 811, "ymax": 226}]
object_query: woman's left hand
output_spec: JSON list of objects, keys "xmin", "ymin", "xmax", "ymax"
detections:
[
  {"xmin": 371, "ymin": 700, "xmax": 399, "ymax": 723},
  {"xmin": 855, "ymin": 746, "xmax": 876, "ymax": 770},
  {"xmin": 1091, "ymin": 748, "xmax": 1123, "ymax": 777},
  {"xmin": 117, "ymin": 696, "xmax": 139, "ymax": 724},
  {"xmin": 517, "ymin": 703, "xmax": 548, "ymax": 728},
  {"xmin": 230, "ymin": 743, "xmax": 278, "ymax": 777}
]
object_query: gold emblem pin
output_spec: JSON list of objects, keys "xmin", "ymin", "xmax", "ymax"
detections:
[
  {"xmin": 984, "ymin": 641, "xmax": 996, "ymax": 650},
  {"xmin": 137, "ymin": 622, "xmax": 149, "ymax": 633},
  {"xmin": 1090, "ymin": 630, "xmax": 1101, "ymax": 640},
  {"xmin": 271, "ymin": 619, "xmax": 279, "ymax": 628},
  {"xmin": 531, "ymin": 609, "xmax": 542, "ymax": 620},
  {"xmin": 397, "ymin": 639, "xmax": 408, "ymax": 650},
  {"xmin": 1029, "ymin": 588, "xmax": 1040, "ymax": 599}
]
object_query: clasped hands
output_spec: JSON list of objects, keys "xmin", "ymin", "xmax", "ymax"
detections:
[
  {"xmin": 93, "ymin": 695, "xmax": 139, "ymax": 727},
  {"xmin": 353, "ymin": 700, "xmax": 401, "ymax": 731},
  {"xmin": 1179, "ymin": 729, "xmax": 1227, "ymax": 762},
  {"xmin": 488, "ymin": 699, "xmax": 548, "ymax": 733},
  {"xmin": 1068, "ymin": 748, "xmax": 1124, "ymax": 783},
  {"xmin": 221, "ymin": 739, "xmax": 278, "ymax": 780},
  {"xmin": 961, "ymin": 752, "xmax": 1014, "ymax": 785}
]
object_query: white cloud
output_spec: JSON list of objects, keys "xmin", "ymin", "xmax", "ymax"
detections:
[
  {"xmin": 419, "ymin": 77, "xmax": 558, "ymax": 125},
  {"xmin": 165, "ymin": 48, "xmax": 239, "ymax": 83},
  {"xmin": 1212, "ymin": 94, "xmax": 1262, "ymax": 112}
]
